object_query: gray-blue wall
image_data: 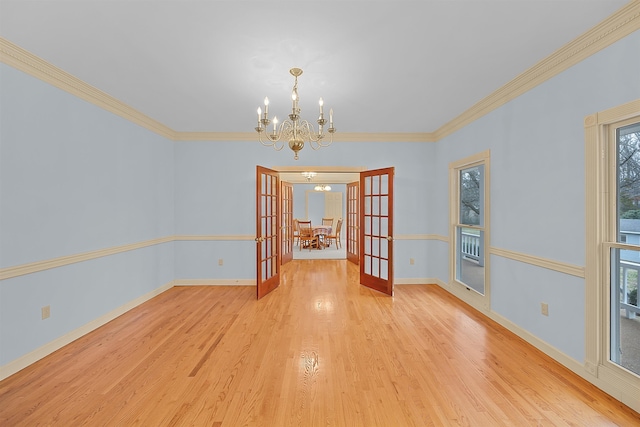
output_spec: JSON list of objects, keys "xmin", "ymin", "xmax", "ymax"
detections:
[
  {"xmin": 1, "ymin": 29, "xmax": 639, "ymax": 376},
  {"xmin": 432, "ymin": 30, "xmax": 640, "ymax": 361},
  {"xmin": 0, "ymin": 65, "xmax": 175, "ymax": 365}
]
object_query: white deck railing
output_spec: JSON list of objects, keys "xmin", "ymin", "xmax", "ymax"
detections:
[
  {"xmin": 460, "ymin": 231, "xmax": 480, "ymax": 262},
  {"xmin": 618, "ymin": 260, "xmax": 639, "ymax": 319}
]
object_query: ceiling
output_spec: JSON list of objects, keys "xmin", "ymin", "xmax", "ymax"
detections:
[{"xmin": 0, "ymin": 1, "xmax": 630, "ymax": 136}]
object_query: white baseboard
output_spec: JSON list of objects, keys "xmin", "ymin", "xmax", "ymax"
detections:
[
  {"xmin": 430, "ymin": 278, "xmax": 583, "ymax": 369},
  {"xmin": 0, "ymin": 282, "xmax": 173, "ymax": 381},
  {"xmin": 431, "ymin": 278, "xmax": 640, "ymax": 414},
  {"xmin": 172, "ymin": 279, "xmax": 255, "ymax": 286},
  {"xmin": 394, "ymin": 278, "xmax": 440, "ymax": 285}
]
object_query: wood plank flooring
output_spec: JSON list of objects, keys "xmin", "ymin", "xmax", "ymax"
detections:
[{"xmin": 1, "ymin": 260, "xmax": 639, "ymax": 426}]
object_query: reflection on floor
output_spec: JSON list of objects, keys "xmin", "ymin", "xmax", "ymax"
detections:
[
  {"xmin": 293, "ymin": 245, "xmax": 347, "ymax": 260},
  {"xmin": 292, "ymin": 247, "xmax": 640, "ymax": 376}
]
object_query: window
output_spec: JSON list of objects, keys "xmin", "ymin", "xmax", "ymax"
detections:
[
  {"xmin": 450, "ymin": 151, "xmax": 490, "ymax": 307},
  {"xmin": 457, "ymin": 165, "xmax": 485, "ymax": 294},
  {"xmin": 610, "ymin": 119, "xmax": 640, "ymax": 376},
  {"xmin": 584, "ymin": 100, "xmax": 640, "ymax": 405}
]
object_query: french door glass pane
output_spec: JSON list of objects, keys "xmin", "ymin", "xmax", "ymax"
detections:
[
  {"xmin": 373, "ymin": 196, "xmax": 380, "ymax": 215},
  {"xmin": 381, "ymin": 259, "xmax": 388, "ymax": 280},
  {"xmin": 380, "ymin": 217, "xmax": 388, "ymax": 237},
  {"xmin": 373, "ymin": 217, "xmax": 380, "ymax": 235},
  {"xmin": 380, "ymin": 238, "xmax": 388, "ymax": 259}
]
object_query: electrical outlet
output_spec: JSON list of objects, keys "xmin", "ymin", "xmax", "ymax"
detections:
[
  {"xmin": 410, "ymin": 258, "xmax": 415, "ymax": 265},
  {"xmin": 541, "ymin": 302, "xmax": 549, "ymax": 316},
  {"xmin": 41, "ymin": 305, "xmax": 50, "ymax": 320},
  {"xmin": 218, "ymin": 258, "xmax": 224, "ymax": 266}
]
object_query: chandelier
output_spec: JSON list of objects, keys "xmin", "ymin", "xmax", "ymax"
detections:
[
  {"xmin": 314, "ymin": 184, "xmax": 332, "ymax": 192},
  {"xmin": 300, "ymin": 171, "xmax": 330, "ymax": 191},
  {"xmin": 301, "ymin": 171, "xmax": 316, "ymax": 181},
  {"xmin": 255, "ymin": 68, "xmax": 335, "ymax": 160}
]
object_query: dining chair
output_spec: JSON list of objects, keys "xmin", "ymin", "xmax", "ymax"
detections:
[
  {"xmin": 326, "ymin": 218, "xmax": 343, "ymax": 249},
  {"xmin": 322, "ymin": 218, "xmax": 333, "ymax": 227},
  {"xmin": 293, "ymin": 219, "xmax": 300, "ymax": 247},
  {"xmin": 297, "ymin": 220, "xmax": 318, "ymax": 251}
]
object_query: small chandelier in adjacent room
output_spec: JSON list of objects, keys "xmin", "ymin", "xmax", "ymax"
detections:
[
  {"xmin": 314, "ymin": 184, "xmax": 332, "ymax": 192},
  {"xmin": 255, "ymin": 68, "xmax": 335, "ymax": 160},
  {"xmin": 301, "ymin": 171, "xmax": 317, "ymax": 181}
]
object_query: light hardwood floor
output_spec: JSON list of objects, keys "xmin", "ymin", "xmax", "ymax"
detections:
[{"xmin": 1, "ymin": 260, "xmax": 639, "ymax": 426}]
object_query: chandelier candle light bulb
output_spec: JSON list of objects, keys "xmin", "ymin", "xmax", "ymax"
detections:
[{"xmin": 255, "ymin": 67, "xmax": 336, "ymax": 160}]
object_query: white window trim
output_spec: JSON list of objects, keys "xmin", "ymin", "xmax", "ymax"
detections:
[
  {"xmin": 449, "ymin": 150, "xmax": 491, "ymax": 310},
  {"xmin": 584, "ymin": 98, "xmax": 640, "ymax": 412}
]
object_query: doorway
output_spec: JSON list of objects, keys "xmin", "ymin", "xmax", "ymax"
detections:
[
  {"xmin": 280, "ymin": 169, "xmax": 359, "ymax": 261},
  {"xmin": 294, "ymin": 187, "xmax": 346, "ymax": 260},
  {"xmin": 257, "ymin": 165, "xmax": 394, "ymax": 299}
]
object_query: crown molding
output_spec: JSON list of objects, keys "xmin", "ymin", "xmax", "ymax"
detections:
[
  {"xmin": 173, "ymin": 132, "xmax": 256, "ymax": 141},
  {"xmin": 173, "ymin": 131, "xmax": 436, "ymax": 142},
  {"xmin": 331, "ymin": 132, "xmax": 436, "ymax": 143},
  {"xmin": 434, "ymin": 1, "xmax": 640, "ymax": 141},
  {"xmin": 2, "ymin": 2, "xmax": 638, "ymax": 144},
  {"xmin": 0, "ymin": 37, "xmax": 177, "ymax": 140},
  {"xmin": 275, "ymin": 165, "xmax": 366, "ymax": 173}
]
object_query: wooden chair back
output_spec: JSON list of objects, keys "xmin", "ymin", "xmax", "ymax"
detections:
[
  {"xmin": 327, "ymin": 218, "xmax": 343, "ymax": 249},
  {"xmin": 293, "ymin": 219, "xmax": 300, "ymax": 246},
  {"xmin": 297, "ymin": 220, "xmax": 318, "ymax": 250},
  {"xmin": 298, "ymin": 220, "xmax": 312, "ymax": 236}
]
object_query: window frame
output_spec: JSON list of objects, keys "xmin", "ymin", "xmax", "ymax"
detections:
[
  {"xmin": 449, "ymin": 150, "xmax": 491, "ymax": 310},
  {"xmin": 584, "ymin": 99, "xmax": 640, "ymax": 403}
]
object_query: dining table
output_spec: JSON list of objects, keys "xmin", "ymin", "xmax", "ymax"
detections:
[{"xmin": 312, "ymin": 226, "xmax": 332, "ymax": 249}]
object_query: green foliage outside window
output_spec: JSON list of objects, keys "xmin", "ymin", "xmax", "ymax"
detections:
[{"xmin": 621, "ymin": 209, "xmax": 640, "ymax": 219}]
